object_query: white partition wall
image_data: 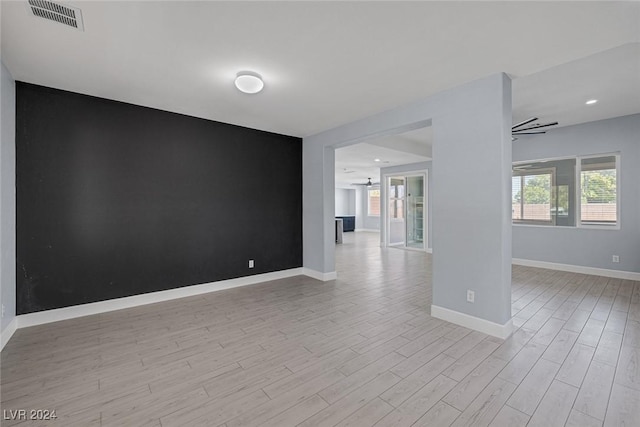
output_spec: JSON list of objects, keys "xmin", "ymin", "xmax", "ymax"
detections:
[
  {"xmin": 431, "ymin": 75, "xmax": 513, "ymax": 337},
  {"xmin": 303, "ymin": 73, "xmax": 513, "ymax": 338},
  {"xmin": 1, "ymin": 61, "xmax": 17, "ymax": 350}
]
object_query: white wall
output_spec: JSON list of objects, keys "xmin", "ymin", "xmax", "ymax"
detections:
[
  {"xmin": 335, "ymin": 188, "xmax": 355, "ymax": 216},
  {"xmin": 303, "ymin": 143, "xmax": 335, "ymax": 275},
  {"xmin": 303, "ymin": 73, "xmax": 512, "ymax": 333},
  {"xmin": 358, "ymin": 185, "xmax": 380, "ymax": 231},
  {"xmin": 354, "ymin": 186, "xmax": 364, "ymax": 230},
  {"xmin": 1, "ymin": 61, "xmax": 17, "ymax": 349},
  {"xmin": 513, "ymin": 114, "xmax": 640, "ymax": 274}
]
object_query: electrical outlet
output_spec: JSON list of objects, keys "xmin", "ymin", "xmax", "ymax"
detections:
[
  {"xmin": 467, "ymin": 290, "xmax": 475, "ymax": 303},
  {"xmin": 249, "ymin": 259, "xmax": 255, "ymax": 268},
  {"xmin": 612, "ymin": 255, "xmax": 620, "ymax": 263}
]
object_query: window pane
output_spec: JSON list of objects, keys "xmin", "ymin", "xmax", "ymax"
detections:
[
  {"xmin": 556, "ymin": 185, "xmax": 569, "ymax": 217},
  {"xmin": 368, "ymin": 189, "xmax": 380, "ymax": 216},
  {"xmin": 581, "ymin": 156, "xmax": 616, "ymax": 224},
  {"xmin": 389, "ymin": 199, "xmax": 404, "ymax": 219},
  {"xmin": 513, "ymin": 167, "xmax": 553, "ymax": 223},
  {"xmin": 522, "ymin": 174, "xmax": 551, "ymax": 221},
  {"xmin": 389, "ymin": 178, "xmax": 405, "ymax": 198},
  {"xmin": 512, "ymin": 176, "xmax": 522, "ymax": 220}
]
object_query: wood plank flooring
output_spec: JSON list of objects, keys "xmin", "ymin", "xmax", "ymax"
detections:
[{"xmin": 1, "ymin": 231, "xmax": 639, "ymax": 426}]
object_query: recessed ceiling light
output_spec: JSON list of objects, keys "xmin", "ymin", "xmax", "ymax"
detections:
[
  {"xmin": 374, "ymin": 158, "xmax": 381, "ymax": 162},
  {"xmin": 235, "ymin": 72, "xmax": 264, "ymax": 94},
  {"xmin": 585, "ymin": 99, "xmax": 598, "ymax": 105}
]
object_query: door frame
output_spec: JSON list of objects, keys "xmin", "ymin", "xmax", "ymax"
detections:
[{"xmin": 381, "ymin": 169, "xmax": 428, "ymax": 251}]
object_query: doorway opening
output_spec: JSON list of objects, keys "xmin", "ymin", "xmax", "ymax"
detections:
[{"xmin": 385, "ymin": 173, "xmax": 427, "ymax": 251}]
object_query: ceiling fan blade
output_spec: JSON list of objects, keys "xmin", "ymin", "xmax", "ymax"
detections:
[
  {"xmin": 512, "ymin": 117, "xmax": 537, "ymax": 130},
  {"xmin": 511, "ymin": 131, "xmax": 547, "ymax": 135},
  {"xmin": 350, "ymin": 178, "xmax": 376, "ymax": 186},
  {"xmin": 513, "ymin": 121, "xmax": 558, "ymax": 132}
]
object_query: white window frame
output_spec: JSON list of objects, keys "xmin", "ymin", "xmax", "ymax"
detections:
[
  {"xmin": 512, "ymin": 167, "xmax": 556, "ymax": 225},
  {"xmin": 512, "ymin": 152, "xmax": 620, "ymax": 230},
  {"xmin": 367, "ymin": 187, "xmax": 380, "ymax": 217},
  {"xmin": 576, "ymin": 153, "xmax": 620, "ymax": 230}
]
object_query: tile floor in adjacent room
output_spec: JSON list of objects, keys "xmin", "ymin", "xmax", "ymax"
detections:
[{"xmin": 1, "ymin": 231, "xmax": 639, "ymax": 426}]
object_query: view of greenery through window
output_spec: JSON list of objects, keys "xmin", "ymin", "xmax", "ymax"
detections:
[
  {"xmin": 581, "ymin": 157, "xmax": 617, "ymax": 223},
  {"xmin": 512, "ymin": 155, "xmax": 617, "ymax": 226},
  {"xmin": 512, "ymin": 172, "xmax": 553, "ymax": 222}
]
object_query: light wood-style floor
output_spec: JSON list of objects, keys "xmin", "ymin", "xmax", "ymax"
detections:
[{"xmin": 2, "ymin": 232, "xmax": 639, "ymax": 426}]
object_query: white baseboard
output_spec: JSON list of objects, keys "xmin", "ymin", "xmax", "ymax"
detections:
[
  {"xmin": 17, "ymin": 268, "xmax": 305, "ymax": 329},
  {"xmin": 431, "ymin": 304, "xmax": 513, "ymax": 339},
  {"xmin": 426, "ymin": 248, "xmax": 433, "ymax": 254},
  {"xmin": 355, "ymin": 229, "xmax": 379, "ymax": 233},
  {"xmin": 512, "ymin": 258, "xmax": 640, "ymax": 281},
  {"xmin": 1, "ymin": 318, "xmax": 18, "ymax": 351},
  {"xmin": 302, "ymin": 268, "xmax": 337, "ymax": 281}
]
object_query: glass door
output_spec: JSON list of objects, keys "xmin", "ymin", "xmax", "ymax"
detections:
[
  {"xmin": 406, "ymin": 175, "xmax": 425, "ymax": 249},
  {"xmin": 387, "ymin": 177, "xmax": 405, "ymax": 246},
  {"xmin": 385, "ymin": 173, "xmax": 426, "ymax": 251}
]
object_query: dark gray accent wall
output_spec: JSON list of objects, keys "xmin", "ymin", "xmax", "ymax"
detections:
[
  {"xmin": 16, "ymin": 82, "xmax": 302, "ymax": 314},
  {"xmin": 513, "ymin": 114, "xmax": 640, "ymax": 273}
]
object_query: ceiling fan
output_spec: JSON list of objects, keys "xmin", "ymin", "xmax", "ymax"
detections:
[
  {"xmin": 512, "ymin": 117, "xmax": 558, "ymax": 141},
  {"xmin": 352, "ymin": 178, "xmax": 379, "ymax": 186}
]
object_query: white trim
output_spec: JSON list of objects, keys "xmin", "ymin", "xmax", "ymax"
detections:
[
  {"xmin": 513, "ymin": 223, "xmax": 619, "ymax": 230},
  {"xmin": 355, "ymin": 229, "xmax": 380, "ymax": 233},
  {"xmin": 512, "ymin": 258, "xmax": 640, "ymax": 281},
  {"xmin": 1, "ymin": 318, "xmax": 18, "ymax": 351},
  {"xmin": 431, "ymin": 305, "xmax": 513, "ymax": 339},
  {"xmin": 576, "ymin": 152, "xmax": 620, "ymax": 229},
  {"xmin": 382, "ymin": 170, "xmax": 428, "ymax": 251},
  {"xmin": 577, "ymin": 224, "xmax": 620, "ymax": 231},
  {"xmin": 302, "ymin": 268, "xmax": 337, "ymax": 281},
  {"xmin": 426, "ymin": 247, "xmax": 433, "ymax": 254},
  {"xmin": 16, "ymin": 268, "xmax": 304, "ymax": 329},
  {"xmin": 513, "ymin": 154, "xmax": 577, "ymax": 165}
]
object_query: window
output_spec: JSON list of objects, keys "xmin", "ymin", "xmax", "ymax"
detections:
[
  {"xmin": 368, "ymin": 188, "xmax": 380, "ymax": 216},
  {"xmin": 512, "ymin": 170, "xmax": 554, "ymax": 223},
  {"xmin": 580, "ymin": 156, "xmax": 617, "ymax": 225},
  {"xmin": 512, "ymin": 154, "xmax": 618, "ymax": 227},
  {"xmin": 389, "ymin": 178, "xmax": 405, "ymax": 220}
]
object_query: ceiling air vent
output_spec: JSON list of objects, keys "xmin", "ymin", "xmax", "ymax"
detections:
[{"xmin": 27, "ymin": 0, "xmax": 84, "ymax": 31}]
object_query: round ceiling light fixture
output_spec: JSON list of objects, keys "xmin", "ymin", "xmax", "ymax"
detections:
[
  {"xmin": 585, "ymin": 99, "xmax": 598, "ymax": 105},
  {"xmin": 234, "ymin": 72, "xmax": 264, "ymax": 94}
]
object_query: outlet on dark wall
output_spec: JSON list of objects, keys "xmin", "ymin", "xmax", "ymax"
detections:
[{"xmin": 16, "ymin": 82, "xmax": 302, "ymax": 314}]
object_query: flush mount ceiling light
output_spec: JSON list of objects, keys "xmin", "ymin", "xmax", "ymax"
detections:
[
  {"xmin": 374, "ymin": 158, "xmax": 381, "ymax": 162},
  {"xmin": 586, "ymin": 99, "xmax": 598, "ymax": 105},
  {"xmin": 234, "ymin": 72, "xmax": 264, "ymax": 94}
]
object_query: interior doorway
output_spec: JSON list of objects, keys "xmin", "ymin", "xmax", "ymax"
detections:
[{"xmin": 385, "ymin": 173, "xmax": 427, "ymax": 251}]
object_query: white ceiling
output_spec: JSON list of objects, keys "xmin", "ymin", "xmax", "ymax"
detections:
[
  {"xmin": 335, "ymin": 126, "xmax": 432, "ymax": 187},
  {"xmin": 2, "ymin": 1, "xmax": 639, "ymax": 187},
  {"xmin": 2, "ymin": 1, "xmax": 639, "ymax": 140},
  {"xmin": 513, "ymin": 43, "xmax": 640, "ymax": 129},
  {"xmin": 338, "ymin": 42, "xmax": 640, "ymax": 186}
]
